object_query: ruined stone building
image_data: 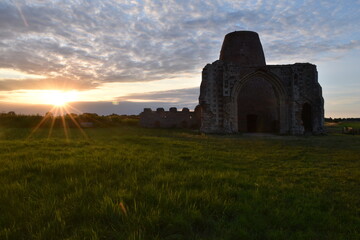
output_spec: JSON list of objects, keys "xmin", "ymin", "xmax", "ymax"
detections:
[
  {"xmin": 139, "ymin": 107, "xmax": 200, "ymax": 129},
  {"xmin": 199, "ymin": 31, "xmax": 325, "ymax": 134},
  {"xmin": 140, "ymin": 31, "xmax": 325, "ymax": 134}
]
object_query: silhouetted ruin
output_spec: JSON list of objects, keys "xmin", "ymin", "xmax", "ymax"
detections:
[
  {"xmin": 139, "ymin": 107, "xmax": 201, "ymax": 129},
  {"xmin": 140, "ymin": 31, "xmax": 325, "ymax": 134},
  {"xmin": 199, "ymin": 31, "xmax": 324, "ymax": 134}
]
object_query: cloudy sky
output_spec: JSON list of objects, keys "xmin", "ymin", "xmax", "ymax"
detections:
[{"xmin": 0, "ymin": 0, "xmax": 359, "ymax": 117}]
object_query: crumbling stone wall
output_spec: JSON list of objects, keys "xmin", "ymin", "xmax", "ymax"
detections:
[
  {"xmin": 139, "ymin": 107, "xmax": 201, "ymax": 129},
  {"xmin": 199, "ymin": 31, "xmax": 325, "ymax": 135}
]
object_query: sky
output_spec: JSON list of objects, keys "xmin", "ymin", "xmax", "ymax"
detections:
[{"xmin": 0, "ymin": 0, "xmax": 359, "ymax": 117}]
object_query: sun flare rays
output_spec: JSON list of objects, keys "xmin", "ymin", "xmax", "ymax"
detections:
[{"xmin": 27, "ymin": 91, "xmax": 88, "ymax": 141}]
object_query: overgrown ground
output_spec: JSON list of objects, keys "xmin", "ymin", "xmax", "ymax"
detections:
[{"xmin": 0, "ymin": 124, "xmax": 359, "ymax": 239}]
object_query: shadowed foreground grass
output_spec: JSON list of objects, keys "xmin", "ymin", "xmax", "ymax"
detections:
[{"xmin": 0, "ymin": 126, "xmax": 359, "ymax": 239}]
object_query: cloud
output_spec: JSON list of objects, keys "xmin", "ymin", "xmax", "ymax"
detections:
[
  {"xmin": 0, "ymin": 77, "xmax": 97, "ymax": 91},
  {"xmin": 0, "ymin": 0, "xmax": 359, "ymax": 93},
  {"xmin": 117, "ymin": 87, "xmax": 199, "ymax": 104}
]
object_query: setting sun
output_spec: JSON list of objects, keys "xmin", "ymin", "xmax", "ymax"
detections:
[{"xmin": 43, "ymin": 90, "xmax": 78, "ymax": 106}]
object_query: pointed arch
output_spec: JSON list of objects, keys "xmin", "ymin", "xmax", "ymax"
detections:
[{"xmin": 229, "ymin": 70, "xmax": 289, "ymax": 133}]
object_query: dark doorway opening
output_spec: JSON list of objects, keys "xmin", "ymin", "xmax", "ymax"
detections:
[
  {"xmin": 302, "ymin": 103, "xmax": 312, "ymax": 132},
  {"xmin": 247, "ymin": 114, "xmax": 258, "ymax": 132}
]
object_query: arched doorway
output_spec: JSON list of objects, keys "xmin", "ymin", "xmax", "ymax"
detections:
[
  {"xmin": 302, "ymin": 103, "xmax": 312, "ymax": 132},
  {"xmin": 237, "ymin": 77, "xmax": 279, "ymax": 133}
]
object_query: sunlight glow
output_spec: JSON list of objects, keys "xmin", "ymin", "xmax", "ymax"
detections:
[
  {"xmin": 43, "ymin": 90, "xmax": 78, "ymax": 106},
  {"xmin": 0, "ymin": 68, "xmax": 46, "ymax": 79}
]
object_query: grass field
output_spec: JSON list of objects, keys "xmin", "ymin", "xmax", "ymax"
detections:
[
  {"xmin": 0, "ymin": 125, "xmax": 359, "ymax": 239},
  {"xmin": 325, "ymin": 121, "xmax": 360, "ymax": 134}
]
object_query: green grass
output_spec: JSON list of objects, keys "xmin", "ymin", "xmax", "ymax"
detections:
[
  {"xmin": 0, "ymin": 126, "xmax": 359, "ymax": 239},
  {"xmin": 325, "ymin": 121, "xmax": 360, "ymax": 134},
  {"xmin": 337, "ymin": 121, "xmax": 360, "ymax": 129}
]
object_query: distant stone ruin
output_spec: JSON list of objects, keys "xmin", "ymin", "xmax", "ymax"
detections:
[
  {"xmin": 139, "ymin": 107, "xmax": 201, "ymax": 129},
  {"xmin": 199, "ymin": 31, "xmax": 325, "ymax": 134},
  {"xmin": 140, "ymin": 30, "xmax": 325, "ymax": 135}
]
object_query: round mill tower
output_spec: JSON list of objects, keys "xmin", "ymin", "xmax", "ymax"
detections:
[{"xmin": 219, "ymin": 31, "xmax": 266, "ymax": 66}]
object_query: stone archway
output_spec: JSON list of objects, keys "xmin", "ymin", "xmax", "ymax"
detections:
[
  {"xmin": 231, "ymin": 71, "xmax": 288, "ymax": 133},
  {"xmin": 237, "ymin": 77, "xmax": 279, "ymax": 132}
]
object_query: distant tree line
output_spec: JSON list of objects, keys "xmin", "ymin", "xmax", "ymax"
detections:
[
  {"xmin": 325, "ymin": 117, "xmax": 360, "ymax": 122},
  {"xmin": 1, "ymin": 112, "xmax": 358, "ymax": 128},
  {"xmin": 0, "ymin": 111, "xmax": 139, "ymax": 128}
]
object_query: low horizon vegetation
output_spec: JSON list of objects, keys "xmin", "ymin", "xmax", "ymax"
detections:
[
  {"xmin": 0, "ymin": 111, "xmax": 139, "ymax": 128},
  {"xmin": 0, "ymin": 119, "xmax": 359, "ymax": 239},
  {"xmin": 1, "ymin": 111, "xmax": 360, "ymax": 130}
]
